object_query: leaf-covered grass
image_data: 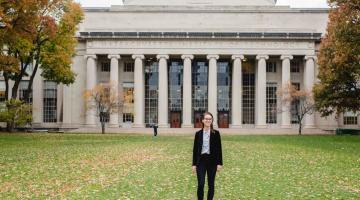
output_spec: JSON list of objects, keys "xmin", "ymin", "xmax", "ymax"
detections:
[{"xmin": 0, "ymin": 133, "xmax": 359, "ymax": 199}]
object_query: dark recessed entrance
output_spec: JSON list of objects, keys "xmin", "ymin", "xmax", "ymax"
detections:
[
  {"xmin": 194, "ymin": 111, "xmax": 203, "ymax": 128},
  {"xmin": 218, "ymin": 111, "xmax": 230, "ymax": 128},
  {"xmin": 170, "ymin": 112, "xmax": 181, "ymax": 128}
]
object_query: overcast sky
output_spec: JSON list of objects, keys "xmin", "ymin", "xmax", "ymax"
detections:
[{"xmin": 74, "ymin": 0, "xmax": 329, "ymax": 8}]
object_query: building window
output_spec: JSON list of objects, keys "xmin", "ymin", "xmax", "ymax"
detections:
[
  {"xmin": 100, "ymin": 112, "xmax": 110, "ymax": 123},
  {"xmin": 19, "ymin": 81, "xmax": 32, "ymax": 103},
  {"xmin": 168, "ymin": 60, "xmax": 183, "ymax": 126},
  {"xmin": 217, "ymin": 61, "xmax": 232, "ymax": 112},
  {"xmin": 124, "ymin": 62, "xmax": 134, "ymax": 72},
  {"xmin": 243, "ymin": 73, "xmax": 255, "ymax": 124},
  {"xmin": 123, "ymin": 87, "xmax": 134, "ymax": 104},
  {"xmin": 145, "ymin": 59, "xmax": 158, "ymax": 127},
  {"xmin": 344, "ymin": 112, "xmax": 358, "ymax": 125},
  {"xmin": 0, "ymin": 81, "xmax": 6, "ymax": 102},
  {"xmin": 101, "ymin": 61, "xmax": 110, "ymax": 72},
  {"xmin": 266, "ymin": 61, "xmax": 277, "ymax": 73},
  {"xmin": 43, "ymin": 81, "xmax": 57, "ymax": 123},
  {"xmin": 123, "ymin": 86, "xmax": 134, "ymax": 120},
  {"xmin": 123, "ymin": 113, "xmax": 134, "ymax": 123},
  {"xmin": 98, "ymin": 86, "xmax": 111, "ymax": 123},
  {"xmin": 291, "ymin": 83, "xmax": 301, "ymax": 124},
  {"xmin": 217, "ymin": 61, "xmax": 232, "ymax": 128},
  {"xmin": 291, "ymin": 60, "xmax": 301, "ymax": 73},
  {"xmin": 266, "ymin": 82, "xmax": 277, "ymax": 124},
  {"xmin": 192, "ymin": 60, "xmax": 208, "ymax": 124}
]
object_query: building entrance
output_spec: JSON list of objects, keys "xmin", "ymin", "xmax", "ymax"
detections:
[
  {"xmin": 194, "ymin": 112, "xmax": 203, "ymax": 128},
  {"xmin": 218, "ymin": 111, "xmax": 229, "ymax": 128},
  {"xmin": 170, "ymin": 112, "xmax": 181, "ymax": 128}
]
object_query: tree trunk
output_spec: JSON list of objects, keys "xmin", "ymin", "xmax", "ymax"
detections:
[
  {"xmin": 4, "ymin": 74, "xmax": 9, "ymax": 100},
  {"xmin": 24, "ymin": 64, "xmax": 38, "ymax": 102},
  {"xmin": 24, "ymin": 50, "xmax": 40, "ymax": 102},
  {"xmin": 101, "ymin": 122, "xmax": 105, "ymax": 134},
  {"xmin": 6, "ymin": 103, "xmax": 15, "ymax": 133},
  {"xmin": 298, "ymin": 115, "xmax": 302, "ymax": 135},
  {"xmin": 11, "ymin": 74, "xmax": 22, "ymax": 99},
  {"xmin": 12, "ymin": 59, "xmax": 33, "ymax": 100}
]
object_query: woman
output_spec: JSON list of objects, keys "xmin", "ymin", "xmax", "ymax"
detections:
[{"xmin": 192, "ymin": 112, "xmax": 223, "ymax": 200}]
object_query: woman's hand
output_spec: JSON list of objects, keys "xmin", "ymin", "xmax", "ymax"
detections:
[
  {"xmin": 192, "ymin": 166, "xmax": 196, "ymax": 174},
  {"xmin": 217, "ymin": 165, "xmax": 222, "ymax": 172}
]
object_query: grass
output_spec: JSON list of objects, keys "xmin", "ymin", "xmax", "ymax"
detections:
[{"xmin": 0, "ymin": 133, "xmax": 359, "ymax": 199}]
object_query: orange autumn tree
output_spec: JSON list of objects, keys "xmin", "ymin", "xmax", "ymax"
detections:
[
  {"xmin": 84, "ymin": 83, "xmax": 122, "ymax": 134},
  {"xmin": 0, "ymin": 0, "xmax": 83, "ymax": 100},
  {"xmin": 314, "ymin": 0, "xmax": 360, "ymax": 117},
  {"xmin": 0, "ymin": 0, "xmax": 83, "ymax": 131},
  {"xmin": 278, "ymin": 82, "xmax": 316, "ymax": 135}
]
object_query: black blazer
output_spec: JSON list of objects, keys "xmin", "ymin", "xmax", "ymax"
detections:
[{"xmin": 192, "ymin": 129, "xmax": 223, "ymax": 166}]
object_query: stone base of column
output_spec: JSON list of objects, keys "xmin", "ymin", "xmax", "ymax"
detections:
[
  {"xmin": 281, "ymin": 124, "xmax": 292, "ymax": 129},
  {"xmin": 108, "ymin": 123, "xmax": 119, "ymax": 128},
  {"xmin": 230, "ymin": 124, "xmax": 242, "ymax": 129},
  {"xmin": 132, "ymin": 124, "xmax": 145, "ymax": 128},
  {"xmin": 61, "ymin": 123, "xmax": 75, "ymax": 129},
  {"xmin": 31, "ymin": 122, "xmax": 42, "ymax": 128},
  {"xmin": 255, "ymin": 124, "xmax": 267, "ymax": 129},
  {"xmin": 158, "ymin": 124, "xmax": 169, "ymax": 128},
  {"xmin": 304, "ymin": 125, "xmax": 316, "ymax": 129},
  {"xmin": 85, "ymin": 124, "xmax": 97, "ymax": 128},
  {"xmin": 182, "ymin": 124, "xmax": 194, "ymax": 128}
]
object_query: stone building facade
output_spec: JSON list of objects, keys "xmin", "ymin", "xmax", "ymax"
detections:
[{"xmin": 3, "ymin": 0, "xmax": 358, "ymax": 133}]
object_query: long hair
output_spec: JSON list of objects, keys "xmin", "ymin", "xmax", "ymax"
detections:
[{"xmin": 202, "ymin": 111, "xmax": 215, "ymax": 133}]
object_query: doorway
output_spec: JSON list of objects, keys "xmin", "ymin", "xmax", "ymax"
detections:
[
  {"xmin": 170, "ymin": 112, "xmax": 181, "ymax": 128},
  {"xmin": 194, "ymin": 111, "xmax": 203, "ymax": 128},
  {"xmin": 218, "ymin": 111, "xmax": 230, "ymax": 128}
]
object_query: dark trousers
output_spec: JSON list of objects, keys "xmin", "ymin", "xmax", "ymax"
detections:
[{"xmin": 196, "ymin": 154, "xmax": 217, "ymax": 200}]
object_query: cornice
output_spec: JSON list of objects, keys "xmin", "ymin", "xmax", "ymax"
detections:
[
  {"xmin": 78, "ymin": 31, "xmax": 323, "ymax": 41},
  {"xmin": 83, "ymin": 5, "xmax": 329, "ymax": 14}
]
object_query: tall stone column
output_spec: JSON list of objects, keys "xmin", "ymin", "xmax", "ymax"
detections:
[
  {"xmin": 108, "ymin": 54, "xmax": 120, "ymax": 127},
  {"xmin": 132, "ymin": 54, "xmax": 145, "ymax": 128},
  {"xmin": 7, "ymin": 80, "xmax": 14, "ymax": 100},
  {"xmin": 62, "ymin": 84, "xmax": 72, "ymax": 127},
  {"xmin": 304, "ymin": 55, "xmax": 316, "ymax": 128},
  {"xmin": 85, "ymin": 54, "xmax": 97, "ymax": 127},
  {"xmin": 157, "ymin": 54, "xmax": 169, "ymax": 128},
  {"xmin": 231, "ymin": 55, "xmax": 244, "ymax": 128},
  {"xmin": 281, "ymin": 55, "xmax": 293, "ymax": 128},
  {"xmin": 32, "ymin": 68, "xmax": 43, "ymax": 126},
  {"xmin": 207, "ymin": 54, "xmax": 219, "ymax": 128},
  {"xmin": 181, "ymin": 54, "xmax": 194, "ymax": 128},
  {"xmin": 255, "ymin": 55, "xmax": 269, "ymax": 128}
]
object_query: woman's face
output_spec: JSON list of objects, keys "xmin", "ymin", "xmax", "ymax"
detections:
[{"xmin": 202, "ymin": 114, "xmax": 213, "ymax": 128}]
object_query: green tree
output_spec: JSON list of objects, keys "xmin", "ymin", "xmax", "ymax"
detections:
[
  {"xmin": 0, "ymin": 0, "xmax": 83, "ymax": 130},
  {"xmin": 314, "ymin": 0, "xmax": 360, "ymax": 116},
  {"xmin": 0, "ymin": 99, "xmax": 32, "ymax": 132},
  {"xmin": 1, "ymin": 0, "xmax": 84, "ymax": 99}
]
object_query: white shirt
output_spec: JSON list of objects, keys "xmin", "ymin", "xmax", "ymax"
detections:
[{"xmin": 201, "ymin": 129, "xmax": 210, "ymax": 154}]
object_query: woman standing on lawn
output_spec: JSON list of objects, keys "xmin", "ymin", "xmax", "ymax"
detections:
[{"xmin": 192, "ymin": 111, "xmax": 223, "ymax": 200}]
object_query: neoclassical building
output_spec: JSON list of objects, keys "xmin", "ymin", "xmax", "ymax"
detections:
[{"xmin": 3, "ymin": 0, "xmax": 359, "ymax": 133}]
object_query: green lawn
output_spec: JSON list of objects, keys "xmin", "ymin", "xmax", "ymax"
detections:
[{"xmin": 0, "ymin": 134, "xmax": 359, "ymax": 199}]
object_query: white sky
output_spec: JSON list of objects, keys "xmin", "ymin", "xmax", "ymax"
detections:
[{"xmin": 74, "ymin": 0, "xmax": 329, "ymax": 8}]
